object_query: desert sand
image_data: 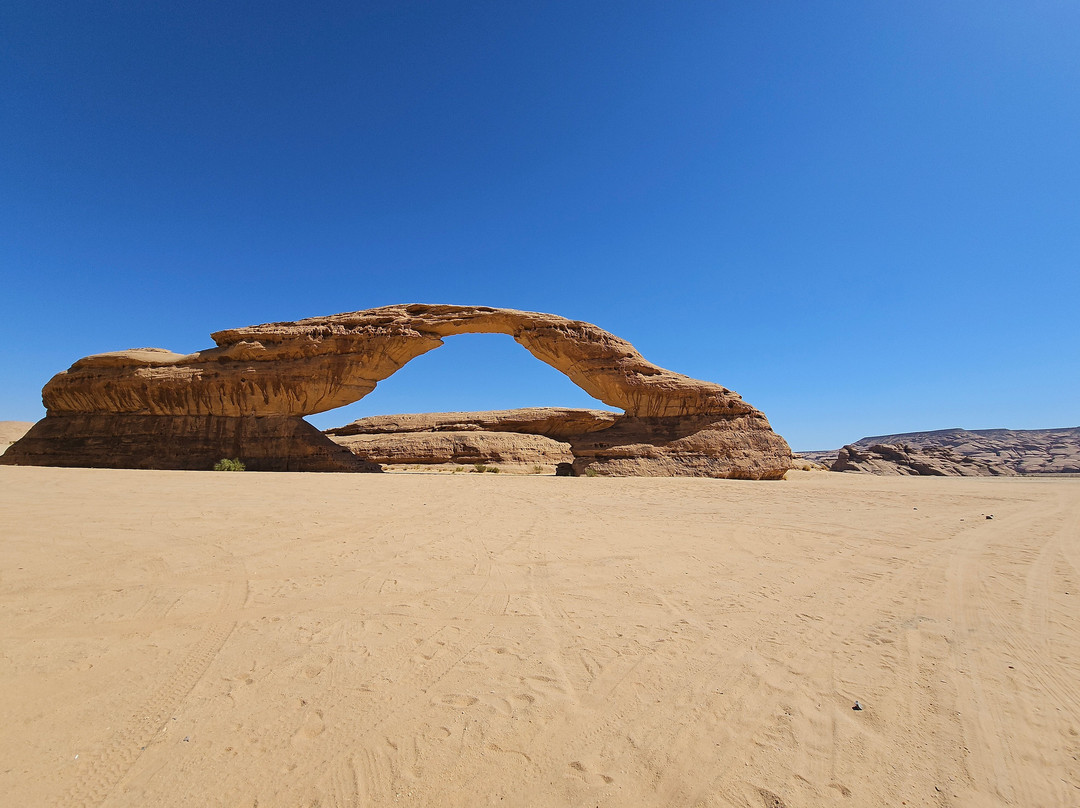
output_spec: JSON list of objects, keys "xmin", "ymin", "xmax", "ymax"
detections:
[
  {"xmin": 0, "ymin": 420, "xmax": 33, "ymax": 450},
  {"xmin": 1, "ymin": 467, "xmax": 1077, "ymax": 807}
]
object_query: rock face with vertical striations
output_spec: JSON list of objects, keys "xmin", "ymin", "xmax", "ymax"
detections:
[{"xmin": 2, "ymin": 304, "xmax": 793, "ymax": 477}]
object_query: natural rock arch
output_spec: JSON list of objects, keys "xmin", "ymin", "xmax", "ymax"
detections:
[
  {"xmin": 40, "ymin": 304, "xmax": 757, "ymax": 418},
  {"xmin": 3, "ymin": 305, "xmax": 793, "ymax": 478}
]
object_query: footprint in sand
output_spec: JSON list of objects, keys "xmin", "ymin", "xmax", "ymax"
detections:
[
  {"xmin": 290, "ymin": 710, "xmax": 325, "ymax": 747},
  {"xmin": 488, "ymin": 645, "xmax": 524, "ymax": 661},
  {"xmin": 522, "ymin": 674, "xmax": 568, "ymax": 700},
  {"xmin": 437, "ymin": 694, "xmax": 478, "ymax": 709},
  {"xmin": 478, "ymin": 693, "xmax": 513, "ymax": 716},
  {"xmin": 568, "ymin": 760, "xmax": 613, "ymax": 785},
  {"xmin": 302, "ymin": 653, "xmax": 333, "ymax": 679}
]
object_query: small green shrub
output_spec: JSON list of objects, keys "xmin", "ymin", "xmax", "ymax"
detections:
[
  {"xmin": 532, "ymin": 465, "xmax": 544, "ymax": 474},
  {"xmin": 584, "ymin": 467, "xmax": 599, "ymax": 477},
  {"xmin": 486, "ymin": 466, "xmax": 500, "ymax": 473},
  {"xmin": 472, "ymin": 462, "xmax": 489, "ymax": 473},
  {"xmin": 213, "ymin": 458, "xmax": 246, "ymax": 472}
]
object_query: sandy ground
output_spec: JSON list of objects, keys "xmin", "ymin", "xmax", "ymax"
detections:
[
  {"xmin": 0, "ymin": 420, "xmax": 33, "ymax": 451},
  {"xmin": 1, "ymin": 468, "xmax": 1078, "ymax": 807}
]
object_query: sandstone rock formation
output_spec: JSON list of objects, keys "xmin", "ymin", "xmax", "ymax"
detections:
[
  {"xmin": 802, "ymin": 426, "xmax": 1080, "ymax": 476},
  {"xmin": 7, "ymin": 414, "xmax": 376, "ymax": 472},
  {"xmin": 332, "ymin": 431, "xmax": 574, "ymax": 471},
  {"xmin": 2, "ymin": 304, "xmax": 792, "ymax": 477},
  {"xmin": 325, "ymin": 409, "xmax": 597, "ymax": 472},
  {"xmin": 794, "ymin": 449, "xmax": 843, "ymax": 466},
  {"xmin": 831, "ymin": 443, "xmax": 1016, "ymax": 477},
  {"xmin": 849, "ymin": 427, "xmax": 1080, "ymax": 475},
  {"xmin": 325, "ymin": 407, "xmax": 791, "ymax": 477},
  {"xmin": 327, "ymin": 408, "xmax": 622, "ymax": 440},
  {"xmin": 37, "ymin": 306, "xmax": 761, "ymax": 419}
]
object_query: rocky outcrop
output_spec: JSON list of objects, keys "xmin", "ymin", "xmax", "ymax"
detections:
[
  {"xmin": 333, "ymin": 431, "xmax": 574, "ymax": 470},
  {"xmin": 800, "ymin": 426, "xmax": 1080, "ymax": 476},
  {"xmin": 1, "ymin": 414, "xmax": 374, "ymax": 471},
  {"xmin": 326, "ymin": 408, "xmax": 621, "ymax": 440},
  {"xmin": 794, "ymin": 449, "xmax": 841, "ymax": 466},
  {"xmin": 850, "ymin": 427, "xmax": 1080, "ymax": 475},
  {"xmin": 327, "ymin": 408, "xmax": 790, "ymax": 478},
  {"xmin": 831, "ymin": 443, "xmax": 1016, "ymax": 477},
  {"xmin": 3, "ymin": 304, "xmax": 792, "ymax": 477},
  {"xmin": 560, "ymin": 413, "xmax": 792, "ymax": 478},
  {"xmin": 325, "ymin": 409, "xmax": 595, "ymax": 472}
]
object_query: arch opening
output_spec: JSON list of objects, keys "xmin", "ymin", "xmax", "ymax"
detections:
[
  {"xmin": 304, "ymin": 332, "xmax": 619, "ymax": 432},
  {"xmin": 307, "ymin": 332, "xmax": 623, "ymax": 475}
]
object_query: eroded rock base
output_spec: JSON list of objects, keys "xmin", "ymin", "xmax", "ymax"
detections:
[
  {"xmin": 567, "ymin": 414, "xmax": 793, "ymax": 479},
  {"xmin": 0, "ymin": 415, "xmax": 375, "ymax": 472},
  {"xmin": 327, "ymin": 408, "xmax": 792, "ymax": 479},
  {"xmin": 331, "ymin": 431, "xmax": 574, "ymax": 471}
]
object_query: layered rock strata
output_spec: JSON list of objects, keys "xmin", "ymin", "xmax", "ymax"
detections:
[
  {"xmin": 801, "ymin": 426, "xmax": 1080, "ymax": 476},
  {"xmin": 831, "ymin": 443, "xmax": 1016, "ymax": 477},
  {"xmin": 850, "ymin": 427, "xmax": 1080, "ymax": 475},
  {"xmin": 326, "ymin": 408, "xmax": 621, "ymax": 440},
  {"xmin": 332, "ymin": 431, "xmax": 574, "ymax": 471},
  {"xmin": 2, "ymin": 304, "xmax": 792, "ymax": 477},
  {"xmin": 327, "ymin": 408, "xmax": 791, "ymax": 478},
  {"xmin": 325, "ymin": 409, "xmax": 590, "ymax": 471},
  {"xmin": 2, "ymin": 414, "xmax": 374, "ymax": 472}
]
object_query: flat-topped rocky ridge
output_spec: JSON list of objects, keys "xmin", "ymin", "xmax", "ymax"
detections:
[
  {"xmin": 2, "ymin": 305, "xmax": 792, "ymax": 478},
  {"xmin": 798, "ymin": 426, "xmax": 1080, "ymax": 476},
  {"xmin": 324, "ymin": 409, "xmax": 611, "ymax": 473},
  {"xmin": 324, "ymin": 406, "xmax": 789, "ymax": 477},
  {"xmin": 831, "ymin": 443, "xmax": 1016, "ymax": 477}
]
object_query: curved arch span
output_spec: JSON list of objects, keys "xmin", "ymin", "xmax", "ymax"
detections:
[{"xmin": 5, "ymin": 304, "xmax": 793, "ymax": 478}]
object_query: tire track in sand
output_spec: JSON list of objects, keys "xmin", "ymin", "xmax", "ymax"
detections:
[
  {"xmin": 61, "ymin": 547, "xmax": 248, "ymax": 808},
  {"xmin": 945, "ymin": 488, "xmax": 1080, "ymax": 807}
]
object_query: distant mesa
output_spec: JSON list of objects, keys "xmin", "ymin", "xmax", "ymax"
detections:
[
  {"xmin": 799, "ymin": 426, "xmax": 1080, "ymax": 477},
  {"xmin": 849, "ymin": 427, "xmax": 1080, "ymax": 476},
  {"xmin": 830, "ymin": 443, "xmax": 1016, "ymax": 477},
  {"xmin": 1, "ymin": 304, "xmax": 793, "ymax": 478}
]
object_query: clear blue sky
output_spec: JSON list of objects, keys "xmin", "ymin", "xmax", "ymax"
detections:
[{"xmin": 2, "ymin": 1, "xmax": 1077, "ymax": 450}]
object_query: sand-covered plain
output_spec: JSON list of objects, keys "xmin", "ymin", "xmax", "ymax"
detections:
[
  {"xmin": 1, "ymin": 467, "xmax": 1077, "ymax": 807},
  {"xmin": 0, "ymin": 420, "xmax": 33, "ymax": 452}
]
